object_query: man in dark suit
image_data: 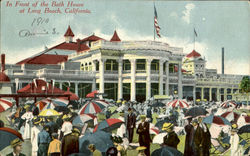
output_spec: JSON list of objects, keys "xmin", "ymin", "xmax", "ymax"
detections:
[
  {"xmin": 126, "ymin": 107, "xmax": 136, "ymax": 143},
  {"xmin": 61, "ymin": 128, "xmax": 79, "ymax": 156},
  {"xmin": 7, "ymin": 138, "xmax": 26, "ymax": 156},
  {"xmin": 162, "ymin": 122, "xmax": 180, "ymax": 149},
  {"xmin": 136, "ymin": 115, "xmax": 151, "ymax": 156}
]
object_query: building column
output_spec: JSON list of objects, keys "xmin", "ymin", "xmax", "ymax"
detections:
[
  {"xmin": 99, "ymin": 59, "xmax": 105, "ymax": 94},
  {"xmin": 118, "ymin": 59, "xmax": 123, "ymax": 100},
  {"xmin": 75, "ymin": 82, "xmax": 79, "ymax": 97},
  {"xmin": 209, "ymin": 88, "xmax": 212, "ymax": 102},
  {"xmin": 59, "ymin": 82, "xmax": 63, "ymax": 89},
  {"xmin": 224, "ymin": 88, "xmax": 227, "ymax": 101},
  {"xmin": 159, "ymin": 60, "xmax": 164, "ymax": 95},
  {"xmin": 217, "ymin": 88, "xmax": 220, "ymax": 102},
  {"xmin": 92, "ymin": 60, "xmax": 97, "ymax": 91},
  {"xmin": 178, "ymin": 62, "xmax": 183, "ymax": 99},
  {"xmin": 130, "ymin": 59, "xmax": 136, "ymax": 101},
  {"xmin": 193, "ymin": 86, "xmax": 196, "ymax": 103},
  {"xmin": 165, "ymin": 61, "xmax": 169, "ymax": 95},
  {"xmin": 201, "ymin": 87, "xmax": 204, "ymax": 101},
  {"xmin": 146, "ymin": 59, "xmax": 152, "ymax": 100}
]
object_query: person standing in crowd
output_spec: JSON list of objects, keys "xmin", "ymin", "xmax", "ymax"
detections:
[
  {"xmin": 21, "ymin": 105, "xmax": 34, "ymax": 139},
  {"xmin": 38, "ymin": 125, "xmax": 51, "ymax": 156},
  {"xmin": 193, "ymin": 119, "xmax": 204, "ymax": 156},
  {"xmin": 45, "ymin": 117, "xmax": 58, "ymax": 137},
  {"xmin": 61, "ymin": 127, "xmax": 79, "ymax": 156},
  {"xmin": 136, "ymin": 115, "xmax": 151, "ymax": 156},
  {"xmin": 7, "ymin": 138, "xmax": 26, "ymax": 156},
  {"xmin": 105, "ymin": 108, "xmax": 112, "ymax": 119},
  {"xmin": 146, "ymin": 106, "xmax": 152, "ymax": 123},
  {"xmin": 47, "ymin": 133, "xmax": 61, "ymax": 156},
  {"xmin": 162, "ymin": 122, "xmax": 180, "ymax": 149},
  {"xmin": 184, "ymin": 117, "xmax": 195, "ymax": 156},
  {"xmin": 230, "ymin": 124, "xmax": 240, "ymax": 156},
  {"xmin": 126, "ymin": 107, "xmax": 136, "ymax": 143},
  {"xmin": 61, "ymin": 114, "xmax": 73, "ymax": 138},
  {"xmin": 88, "ymin": 144, "xmax": 102, "ymax": 156},
  {"xmin": 0, "ymin": 119, "xmax": 4, "ymax": 127},
  {"xmin": 198, "ymin": 117, "xmax": 211, "ymax": 156},
  {"xmin": 31, "ymin": 117, "xmax": 42, "ymax": 156}
]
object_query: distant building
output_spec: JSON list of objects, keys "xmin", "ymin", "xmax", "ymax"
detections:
[{"xmin": 1, "ymin": 26, "xmax": 248, "ymax": 102}]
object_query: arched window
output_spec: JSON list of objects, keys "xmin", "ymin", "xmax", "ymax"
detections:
[
  {"xmin": 89, "ymin": 62, "xmax": 92, "ymax": 71},
  {"xmin": 85, "ymin": 63, "xmax": 88, "ymax": 71}
]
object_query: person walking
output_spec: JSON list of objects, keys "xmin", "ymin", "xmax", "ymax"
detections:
[
  {"xmin": 47, "ymin": 133, "xmax": 61, "ymax": 156},
  {"xmin": 21, "ymin": 105, "xmax": 34, "ymax": 139},
  {"xmin": 184, "ymin": 117, "xmax": 195, "ymax": 156},
  {"xmin": 162, "ymin": 122, "xmax": 180, "ymax": 149},
  {"xmin": 6, "ymin": 138, "xmax": 26, "ymax": 156},
  {"xmin": 230, "ymin": 124, "xmax": 240, "ymax": 156},
  {"xmin": 126, "ymin": 107, "xmax": 136, "ymax": 143},
  {"xmin": 31, "ymin": 117, "xmax": 42, "ymax": 156},
  {"xmin": 198, "ymin": 117, "xmax": 211, "ymax": 156},
  {"xmin": 136, "ymin": 115, "xmax": 151, "ymax": 156},
  {"xmin": 37, "ymin": 125, "xmax": 51, "ymax": 156}
]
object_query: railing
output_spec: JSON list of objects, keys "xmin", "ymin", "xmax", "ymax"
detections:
[
  {"xmin": 37, "ymin": 69, "xmax": 94, "ymax": 76},
  {"xmin": 5, "ymin": 69, "xmax": 37, "ymax": 76}
]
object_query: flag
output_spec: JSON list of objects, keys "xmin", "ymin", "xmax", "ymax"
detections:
[
  {"xmin": 194, "ymin": 28, "xmax": 198, "ymax": 37},
  {"xmin": 154, "ymin": 5, "xmax": 161, "ymax": 38}
]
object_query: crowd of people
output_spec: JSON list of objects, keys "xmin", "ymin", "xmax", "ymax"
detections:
[{"xmin": 0, "ymin": 98, "xmax": 249, "ymax": 156}]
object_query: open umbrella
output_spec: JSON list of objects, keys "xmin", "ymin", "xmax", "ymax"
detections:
[
  {"xmin": 185, "ymin": 107, "xmax": 208, "ymax": 118},
  {"xmin": 0, "ymin": 98, "xmax": 13, "ymax": 113},
  {"xmin": 238, "ymin": 125, "xmax": 250, "ymax": 134},
  {"xmin": 220, "ymin": 100, "xmax": 237, "ymax": 108},
  {"xmin": 151, "ymin": 146, "xmax": 183, "ymax": 156},
  {"xmin": 78, "ymin": 101, "xmax": 102, "ymax": 114},
  {"xmin": 203, "ymin": 114, "xmax": 231, "ymax": 126},
  {"xmin": 72, "ymin": 114, "xmax": 97, "ymax": 127},
  {"xmin": 51, "ymin": 98, "xmax": 69, "ymax": 106},
  {"xmin": 221, "ymin": 111, "xmax": 240, "ymax": 122},
  {"xmin": 151, "ymin": 102, "xmax": 165, "ymax": 107},
  {"xmin": 54, "ymin": 106, "xmax": 70, "ymax": 114},
  {"xmin": 35, "ymin": 101, "xmax": 47, "ymax": 111},
  {"xmin": 150, "ymin": 127, "xmax": 160, "ymax": 135},
  {"xmin": 39, "ymin": 109, "xmax": 60, "ymax": 117},
  {"xmin": 153, "ymin": 132, "xmax": 168, "ymax": 144},
  {"xmin": 62, "ymin": 87, "xmax": 79, "ymax": 101},
  {"xmin": 79, "ymin": 131, "xmax": 113, "ymax": 153},
  {"xmin": 0, "ymin": 127, "xmax": 24, "ymax": 151},
  {"xmin": 167, "ymin": 99, "xmax": 189, "ymax": 108},
  {"xmin": 93, "ymin": 99, "xmax": 110, "ymax": 107},
  {"xmin": 93, "ymin": 118, "xmax": 124, "ymax": 133},
  {"xmin": 86, "ymin": 90, "xmax": 99, "ymax": 98}
]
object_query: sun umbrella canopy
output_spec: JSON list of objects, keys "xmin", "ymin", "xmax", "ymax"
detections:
[
  {"xmin": 39, "ymin": 109, "xmax": 60, "ymax": 116},
  {"xmin": 54, "ymin": 106, "xmax": 70, "ymax": 114},
  {"xmin": 0, "ymin": 98, "xmax": 13, "ymax": 113},
  {"xmin": 78, "ymin": 101, "xmax": 102, "ymax": 115},
  {"xmin": 151, "ymin": 102, "xmax": 165, "ymax": 107},
  {"xmin": 220, "ymin": 100, "xmax": 237, "ymax": 108},
  {"xmin": 203, "ymin": 114, "xmax": 231, "ymax": 126},
  {"xmin": 79, "ymin": 131, "xmax": 113, "ymax": 153},
  {"xmin": 185, "ymin": 107, "xmax": 208, "ymax": 118},
  {"xmin": 62, "ymin": 87, "xmax": 79, "ymax": 101},
  {"xmin": 86, "ymin": 90, "xmax": 99, "ymax": 98},
  {"xmin": 151, "ymin": 146, "xmax": 183, "ymax": 156},
  {"xmin": 167, "ymin": 99, "xmax": 189, "ymax": 108},
  {"xmin": 238, "ymin": 125, "xmax": 250, "ymax": 134},
  {"xmin": 0, "ymin": 127, "xmax": 23, "ymax": 151},
  {"xmin": 93, "ymin": 118, "xmax": 124, "ymax": 133},
  {"xmin": 150, "ymin": 127, "xmax": 160, "ymax": 135},
  {"xmin": 73, "ymin": 114, "xmax": 97, "ymax": 126},
  {"xmin": 221, "ymin": 111, "xmax": 240, "ymax": 122}
]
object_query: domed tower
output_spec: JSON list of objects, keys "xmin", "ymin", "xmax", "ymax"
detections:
[{"xmin": 183, "ymin": 50, "xmax": 206, "ymax": 77}]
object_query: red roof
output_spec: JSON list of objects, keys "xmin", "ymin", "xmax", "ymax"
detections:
[
  {"xmin": 17, "ymin": 79, "xmax": 64, "ymax": 94},
  {"xmin": 186, "ymin": 50, "xmax": 201, "ymax": 58},
  {"xmin": 174, "ymin": 66, "xmax": 187, "ymax": 73},
  {"xmin": 50, "ymin": 42, "xmax": 90, "ymax": 51},
  {"xmin": 81, "ymin": 34, "xmax": 104, "ymax": 42},
  {"xmin": 64, "ymin": 26, "xmax": 75, "ymax": 37},
  {"xmin": 86, "ymin": 90, "xmax": 99, "ymax": 98},
  {"xmin": 16, "ymin": 54, "xmax": 68, "ymax": 65},
  {"xmin": 0, "ymin": 72, "xmax": 10, "ymax": 82},
  {"xmin": 110, "ymin": 30, "xmax": 121, "ymax": 42}
]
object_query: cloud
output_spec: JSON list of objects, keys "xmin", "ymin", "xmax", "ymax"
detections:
[
  {"xmin": 170, "ymin": 12, "xmax": 178, "ymax": 18},
  {"xmin": 182, "ymin": 3, "xmax": 195, "ymax": 24}
]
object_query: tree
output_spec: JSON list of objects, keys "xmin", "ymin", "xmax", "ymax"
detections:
[{"xmin": 239, "ymin": 76, "xmax": 250, "ymax": 93}]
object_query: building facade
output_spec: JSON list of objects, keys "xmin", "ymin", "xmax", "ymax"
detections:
[{"xmin": 1, "ymin": 26, "xmax": 247, "ymax": 102}]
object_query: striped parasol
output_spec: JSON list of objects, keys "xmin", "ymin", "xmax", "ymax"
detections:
[
  {"xmin": 35, "ymin": 101, "xmax": 47, "ymax": 111},
  {"xmin": 78, "ymin": 102, "xmax": 102, "ymax": 114},
  {"xmin": 203, "ymin": 114, "xmax": 231, "ymax": 126},
  {"xmin": 167, "ymin": 99, "xmax": 189, "ymax": 108},
  {"xmin": 221, "ymin": 111, "xmax": 240, "ymax": 122},
  {"xmin": 51, "ymin": 98, "xmax": 69, "ymax": 106},
  {"xmin": 72, "ymin": 114, "xmax": 97, "ymax": 126},
  {"xmin": 220, "ymin": 100, "xmax": 237, "ymax": 108},
  {"xmin": 0, "ymin": 98, "xmax": 13, "ymax": 113},
  {"xmin": 93, "ymin": 118, "xmax": 123, "ymax": 133},
  {"xmin": 39, "ymin": 109, "xmax": 60, "ymax": 116}
]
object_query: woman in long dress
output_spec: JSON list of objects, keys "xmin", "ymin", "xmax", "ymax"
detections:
[{"xmin": 21, "ymin": 106, "xmax": 34, "ymax": 139}]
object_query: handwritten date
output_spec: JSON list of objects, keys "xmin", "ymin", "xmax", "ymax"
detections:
[{"xmin": 19, "ymin": 28, "xmax": 59, "ymax": 37}]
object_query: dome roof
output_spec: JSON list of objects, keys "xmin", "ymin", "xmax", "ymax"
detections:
[{"xmin": 0, "ymin": 72, "xmax": 10, "ymax": 82}]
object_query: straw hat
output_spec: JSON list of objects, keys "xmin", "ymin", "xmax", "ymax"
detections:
[
  {"xmin": 136, "ymin": 146, "xmax": 147, "ymax": 151},
  {"xmin": 10, "ymin": 138, "xmax": 23, "ymax": 148},
  {"xmin": 33, "ymin": 117, "xmax": 42, "ymax": 125},
  {"xmin": 162, "ymin": 122, "xmax": 173, "ymax": 131},
  {"xmin": 140, "ymin": 115, "xmax": 146, "ymax": 119}
]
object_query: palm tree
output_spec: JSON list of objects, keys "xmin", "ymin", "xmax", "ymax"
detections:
[{"xmin": 240, "ymin": 76, "xmax": 250, "ymax": 93}]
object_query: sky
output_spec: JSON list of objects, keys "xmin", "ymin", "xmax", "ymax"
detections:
[{"xmin": 1, "ymin": 0, "xmax": 249, "ymax": 75}]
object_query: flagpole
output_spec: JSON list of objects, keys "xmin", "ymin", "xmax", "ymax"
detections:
[{"xmin": 153, "ymin": 1, "xmax": 155, "ymax": 41}]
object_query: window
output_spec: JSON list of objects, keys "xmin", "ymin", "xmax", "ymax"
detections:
[
  {"xmin": 81, "ymin": 63, "xmax": 84, "ymax": 71},
  {"xmin": 151, "ymin": 60, "xmax": 159, "ymax": 71},
  {"xmin": 89, "ymin": 62, "xmax": 92, "ymax": 71},
  {"xmin": 85, "ymin": 63, "xmax": 88, "ymax": 71},
  {"xmin": 96, "ymin": 61, "xmax": 99, "ymax": 71},
  {"xmin": 105, "ymin": 59, "xmax": 118, "ymax": 71},
  {"xmin": 136, "ymin": 59, "xmax": 146, "ymax": 70},
  {"xmin": 123, "ymin": 60, "xmax": 131, "ymax": 70}
]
